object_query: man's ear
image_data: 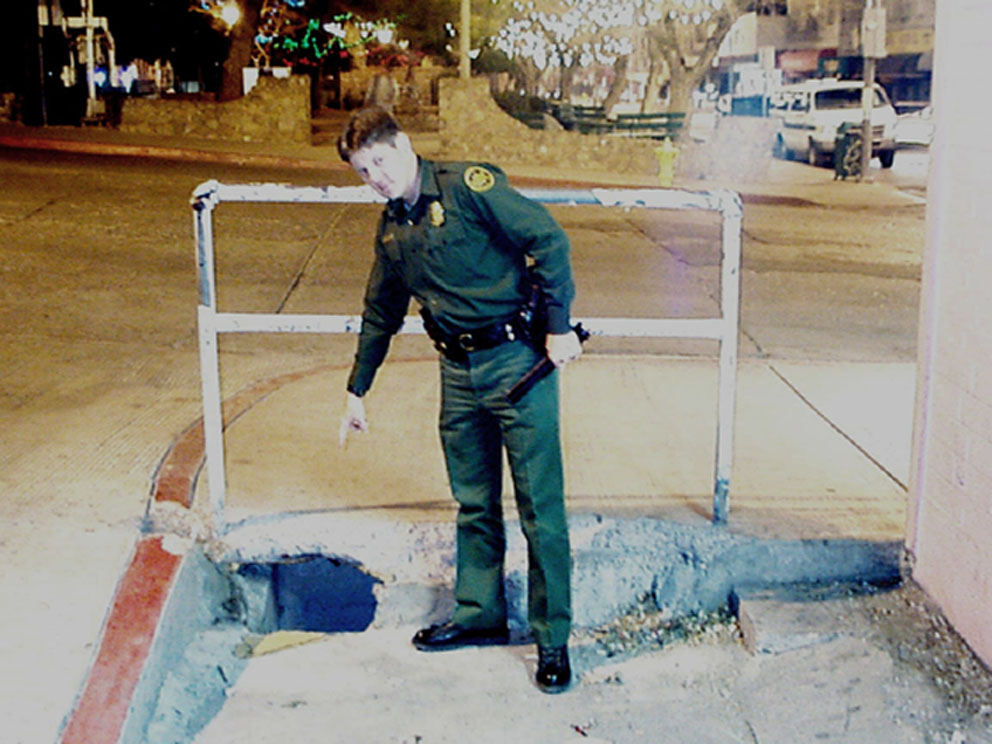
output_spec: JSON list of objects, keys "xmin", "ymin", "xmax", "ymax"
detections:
[{"xmin": 395, "ymin": 131, "xmax": 413, "ymax": 156}]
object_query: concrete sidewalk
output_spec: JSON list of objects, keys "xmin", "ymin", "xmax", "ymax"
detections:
[
  {"xmin": 131, "ymin": 346, "xmax": 919, "ymax": 743},
  {"xmin": 0, "ymin": 122, "xmax": 945, "ymax": 743},
  {"xmin": 162, "ymin": 356, "xmax": 919, "ymax": 744},
  {"xmin": 166, "ymin": 354, "xmax": 912, "ymax": 541}
]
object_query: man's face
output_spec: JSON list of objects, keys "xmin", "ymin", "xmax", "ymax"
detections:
[{"xmin": 349, "ymin": 134, "xmax": 418, "ymax": 202}]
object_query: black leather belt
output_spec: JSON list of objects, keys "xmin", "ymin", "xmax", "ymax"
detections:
[{"xmin": 422, "ymin": 311, "xmax": 528, "ymax": 360}]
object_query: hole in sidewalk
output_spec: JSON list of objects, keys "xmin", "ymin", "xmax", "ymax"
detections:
[{"xmin": 241, "ymin": 556, "xmax": 382, "ymax": 633}]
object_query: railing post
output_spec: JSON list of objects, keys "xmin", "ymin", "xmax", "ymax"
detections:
[
  {"xmin": 713, "ymin": 190, "xmax": 744, "ymax": 525},
  {"xmin": 192, "ymin": 184, "xmax": 227, "ymax": 534}
]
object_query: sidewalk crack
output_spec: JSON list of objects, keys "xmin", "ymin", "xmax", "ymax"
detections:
[
  {"xmin": 275, "ymin": 205, "xmax": 350, "ymax": 314},
  {"xmin": 7, "ymin": 196, "xmax": 60, "ymax": 225},
  {"xmin": 767, "ymin": 363, "xmax": 907, "ymax": 491},
  {"xmin": 741, "ymin": 329, "xmax": 768, "ymax": 358}
]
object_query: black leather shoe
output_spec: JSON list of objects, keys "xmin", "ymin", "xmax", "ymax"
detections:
[
  {"xmin": 536, "ymin": 644, "xmax": 572, "ymax": 693},
  {"xmin": 412, "ymin": 622, "xmax": 509, "ymax": 652}
]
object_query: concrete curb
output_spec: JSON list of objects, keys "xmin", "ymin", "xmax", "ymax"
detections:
[
  {"xmin": 0, "ymin": 131, "xmax": 824, "ymax": 204},
  {"xmin": 209, "ymin": 512, "xmax": 903, "ymax": 630},
  {"xmin": 0, "ymin": 134, "xmax": 343, "ymax": 172},
  {"xmin": 1, "ymin": 128, "xmax": 926, "ymax": 210},
  {"xmin": 57, "ymin": 536, "xmax": 249, "ymax": 744}
]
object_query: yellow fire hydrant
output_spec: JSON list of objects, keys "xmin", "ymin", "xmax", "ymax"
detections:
[{"xmin": 654, "ymin": 138, "xmax": 679, "ymax": 187}]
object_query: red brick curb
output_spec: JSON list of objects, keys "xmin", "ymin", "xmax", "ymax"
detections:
[
  {"xmin": 58, "ymin": 356, "xmax": 433, "ymax": 740},
  {"xmin": 60, "ymin": 363, "xmax": 341, "ymax": 742},
  {"xmin": 150, "ymin": 363, "xmax": 341, "ymax": 508},
  {"xmin": 58, "ymin": 536, "xmax": 184, "ymax": 744}
]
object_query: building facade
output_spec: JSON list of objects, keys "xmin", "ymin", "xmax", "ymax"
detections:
[
  {"xmin": 909, "ymin": 0, "xmax": 992, "ymax": 672},
  {"xmin": 719, "ymin": 0, "xmax": 934, "ymax": 107}
]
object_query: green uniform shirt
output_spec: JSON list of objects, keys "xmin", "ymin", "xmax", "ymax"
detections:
[{"xmin": 347, "ymin": 159, "xmax": 575, "ymax": 397}]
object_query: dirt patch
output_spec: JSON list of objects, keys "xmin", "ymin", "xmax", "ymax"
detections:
[
  {"xmin": 862, "ymin": 582, "xmax": 992, "ymax": 737},
  {"xmin": 578, "ymin": 579, "xmax": 992, "ymax": 742}
]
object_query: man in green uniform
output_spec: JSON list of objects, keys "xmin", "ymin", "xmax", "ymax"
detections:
[{"xmin": 337, "ymin": 106, "xmax": 581, "ymax": 693}]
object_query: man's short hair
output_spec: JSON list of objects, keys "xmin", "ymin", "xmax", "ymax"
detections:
[{"xmin": 337, "ymin": 106, "xmax": 402, "ymax": 163}]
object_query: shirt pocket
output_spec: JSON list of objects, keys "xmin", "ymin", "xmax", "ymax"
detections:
[
  {"xmin": 425, "ymin": 207, "xmax": 495, "ymax": 284},
  {"xmin": 424, "ymin": 206, "xmax": 464, "ymax": 252}
]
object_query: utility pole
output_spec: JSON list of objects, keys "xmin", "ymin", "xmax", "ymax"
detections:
[
  {"xmin": 83, "ymin": 0, "xmax": 96, "ymax": 115},
  {"xmin": 66, "ymin": 0, "xmax": 118, "ymax": 121},
  {"xmin": 459, "ymin": 0, "xmax": 470, "ymax": 79},
  {"xmin": 859, "ymin": 0, "xmax": 886, "ymax": 180},
  {"xmin": 37, "ymin": 1, "xmax": 50, "ymax": 125}
]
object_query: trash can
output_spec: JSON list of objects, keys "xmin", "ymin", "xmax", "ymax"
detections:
[
  {"xmin": 655, "ymin": 138, "xmax": 679, "ymax": 187},
  {"xmin": 834, "ymin": 122, "xmax": 863, "ymax": 180}
]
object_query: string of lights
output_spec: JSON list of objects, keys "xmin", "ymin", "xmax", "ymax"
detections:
[{"xmin": 494, "ymin": 0, "xmax": 731, "ymax": 70}]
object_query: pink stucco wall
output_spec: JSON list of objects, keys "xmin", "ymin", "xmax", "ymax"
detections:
[{"xmin": 908, "ymin": 1, "xmax": 992, "ymax": 669}]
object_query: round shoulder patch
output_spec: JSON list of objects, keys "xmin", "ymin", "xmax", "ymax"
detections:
[{"xmin": 464, "ymin": 165, "xmax": 496, "ymax": 193}]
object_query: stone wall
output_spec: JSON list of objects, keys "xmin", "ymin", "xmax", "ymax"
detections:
[
  {"xmin": 120, "ymin": 75, "xmax": 310, "ymax": 144},
  {"xmin": 340, "ymin": 64, "xmax": 453, "ymax": 113},
  {"xmin": 437, "ymin": 78, "xmax": 660, "ymax": 178}
]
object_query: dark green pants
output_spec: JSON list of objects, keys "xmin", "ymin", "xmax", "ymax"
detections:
[{"xmin": 439, "ymin": 339, "xmax": 571, "ymax": 648}]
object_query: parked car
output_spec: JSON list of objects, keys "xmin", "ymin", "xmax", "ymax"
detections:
[
  {"xmin": 895, "ymin": 105, "xmax": 935, "ymax": 147},
  {"xmin": 770, "ymin": 79, "xmax": 898, "ymax": 168}
]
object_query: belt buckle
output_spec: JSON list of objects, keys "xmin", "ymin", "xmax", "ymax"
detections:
[{"xmin": 457, "ymin": 332, "xmax": 476, "ymax": 352}]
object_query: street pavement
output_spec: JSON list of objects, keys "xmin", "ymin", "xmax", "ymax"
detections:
[{"xmin": 0, "ymin": 120, "xmax": 945, "ymax": 743}]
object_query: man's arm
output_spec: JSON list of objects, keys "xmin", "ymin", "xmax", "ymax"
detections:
[
  {"xmin": 459, "ymin": 166, "xmax": 576, "ymax": 335},
  {"xmin": 470, "ymin": 169, "xmax": 581, "ymax": 366},
  {"xmin": 341, "ymin": 228, "xmax": 410, "ymax": 446},
  {"xmin": 346, "ymin": 249, "xmax": 410, "ymax": 397}
]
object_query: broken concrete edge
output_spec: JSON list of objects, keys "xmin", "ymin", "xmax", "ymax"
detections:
[
  {"xmin": 201, "ymin": 512, "xmax": 905, "ymax": 629},
  {"xmin": 141, "ymin": 546, "xmax": 256, "ymax": 744},
  {"xmin": 60, "ymin": 510, "xmax": 906, "ymax": 744},
  {"xmin": 139, "ymin": 506, "xmax": 907, "ymax": 630},
  {"xmin": 57, "ymin": 534, "xmax": 254, "ymax": 744}
]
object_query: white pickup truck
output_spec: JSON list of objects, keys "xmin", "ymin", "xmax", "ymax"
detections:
[{"xmin": 770, "ymin": 79, "xmax": 898, "ymax": 168}]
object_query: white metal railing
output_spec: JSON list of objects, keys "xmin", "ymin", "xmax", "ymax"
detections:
[{"xmin": 191, "ymin": 180, "xmax": 743, "ymax": 534}]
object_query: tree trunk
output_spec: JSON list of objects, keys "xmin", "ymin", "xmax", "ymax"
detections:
[
  {"xmin": 667, "ymin": 73, "xmax": 696, "ymax": 120},
  {"xmin": 646, "ymin": 1, "xmax": 746, "ymax": 131},
  {"xmin": 219, "ymin": 0, "xmax": 262, "ymax": 101},
  {"xmin": 641, "ymin": 39, "xmax": 668, "ymax": 113},
  {"xmin": 487, "ymin": 72, "xmax": 506, "ymax": 97},
  {"xmin": 512, "ymin": 58, "xmax": 539, "ymax": 98},
  {"xmin": 308, "ymin": 63, "xmax": 323, "ymax": 114},
  {"xmin": 601, "ymin": 54, "xmax": 629, "ymax": 116},
  {"xmin": 559, "ymin": 56, "xmax": 580, "ymax": 103}
]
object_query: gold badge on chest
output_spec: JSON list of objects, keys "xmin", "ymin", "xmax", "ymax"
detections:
[{"xmin": 429, "ymin": 200, "xmax": 445, "ymax": 227}]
